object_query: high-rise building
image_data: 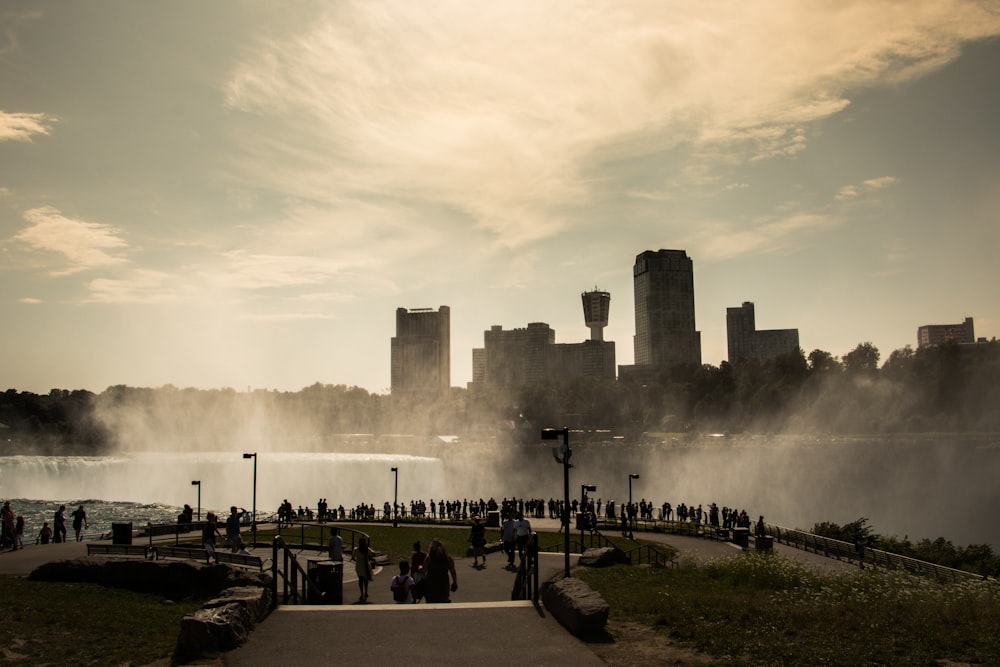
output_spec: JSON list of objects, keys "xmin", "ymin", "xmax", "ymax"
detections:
[
  {"xmin": 582, "ymin": 289, "xmax": 611, "ymax": 341},
  {"xmin": 631, "ymin": 249, "xmax": 701, "ymax": 368},
  {"xmin": 917, "ymin": 317, "xmax": 975, "ymax": 348},
  {"xmin": 390, "ymin": 306, "xmax": 450, "ymax": 394},
  {"xmin": 726, "ymin": 301, "xmax": 799, "ymax": 363}
]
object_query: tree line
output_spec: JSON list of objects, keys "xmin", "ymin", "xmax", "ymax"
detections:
[{"xmin": 1, "ymin": 339, "xmax": 997, "ymax": 453}]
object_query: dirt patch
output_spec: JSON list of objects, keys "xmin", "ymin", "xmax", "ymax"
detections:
[{"xmin": 586, "ymin": 620, "xmax": 716, "ymax": 666}]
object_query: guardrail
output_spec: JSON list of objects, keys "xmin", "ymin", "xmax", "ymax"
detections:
[{"xmin": 512, "ymin": 532, "xmax": 541, "ymax": 603}]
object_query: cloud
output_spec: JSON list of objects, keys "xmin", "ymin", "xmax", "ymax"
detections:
[
  {"xmin": 222, "ymin": 1, "xmax": 998, "ymax": 256},
  {"xmin": 17, "ymin": 297, "xmax": 42, "ymax": 304},
  {"xmin": 687, "ymin": 211, "xmax": 837, "ymax": 261},
  {"xmin": 85, "ymin": 270, "xmax": 175, "ymax": 304},
  {"xmin": 835, "ymin": 175, "xmax": 899, "ymax": 200},
  {"xmin": 13, "ymin": 207, "xmax": 129, "ymax": 275},
  {"xmin": 0, "ymin": 110, "xmax": 54, "ymax": 142}
]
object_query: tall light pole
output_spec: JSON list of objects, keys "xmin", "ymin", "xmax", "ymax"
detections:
[
  {"xmin": 390, "ymin": 466, "xmax": 399, "ymax": 528},
  {"xmin": 628, "ymin": 473, "xmax": 640, "ymax": 539},
  {"xmin": 580, "ymin": 483, "xmax": 596, "ymax": 544},
  {"xmin": 191, "ymin": 480, "xmax": 201, "ymax": 521},
  {"xmin": 242, "ymin": 452, "xmax": 257, "ymax": 545},
  {"xmin": 542, "ymin": 427, "xmax": 572, "ymax": 578}
]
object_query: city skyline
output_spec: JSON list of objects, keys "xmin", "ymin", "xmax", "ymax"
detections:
[{"xmin": 2, "ymin": 3, "xmax": 998, "ymax": 394}]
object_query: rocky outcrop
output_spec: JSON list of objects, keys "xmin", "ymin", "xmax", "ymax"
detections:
[
  {"xmin": 578, "ymin": 546, "xmax": 627, "ymax": 567},
  {"xmin": 173, "ymin": 586, "xmax": 271, "ymax": 663},
  {"xmin": 29, "ymin": 558, "xmax": 269, "ymax": 598},
  {"xmin": 542, "ymin": 576, "xmax": 610, "ymax": 639}
]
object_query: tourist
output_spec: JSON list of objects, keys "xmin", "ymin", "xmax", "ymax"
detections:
[
  {"xmin": 38, "ymin": 521, "xmax": 52, "ymax": 545},
  {"xmin": 202, "ymin": 512, "xmax": 221, "ymax": 563},
  {"xmin": 390, "ymin": 560, "xmax": 415, "ymax": 604},
  {"xmin": 515, "ymin": 512, "xmax": 531, "ymax": 559},
  {"xmin": 328, "ymin": 527, "xmax": 344, "ymax": 561},
  {"xmin": 469, "ymin": 517, "xmax": 487, "ymax": 568},
  {"xmin": 53, "ymin": 504, "xmax": 67, "ymax": 544},
  {"xmin": 422, "ymin": 539, "xmax": 457, "ymax": 603},
  {"xmin": 353, "ymin": 537, "xmax": 375, "ymax": 602},
  {"xmin": 225, "ymin": 506, "xmax": 247, "ymax": 551},
  {"xmin": 410, "ymin": 541, "xmax": 427, "ymax": 602},
  {"xmin": 501, "ymin": 513, "xmax": 517, "ymax": 569},
  {"xmin": 71, "ymin": 504, "xmax": 88, "ymax": 542},
  {"xmin": 1, "ymin": 502, "xmax": 15, "ymax": 550},
  {"xmin": 14, "ymin": 515, "xmax": 25, "ymax": 550}
]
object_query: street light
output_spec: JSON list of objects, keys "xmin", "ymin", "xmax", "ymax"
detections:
[
  {"xmin": 542, "ymin": 427, "xmax": 572, "ymax": 578},
  {"xmin": 191, "ymin": 480, "xmax": 201, "ymax": 521},
  {"xmin": 628, "ymin": 473, "xmax": 640, "ymax": 539},
  {"xmin": 242, "ymin": 452, "xmax": 257, "ymax": 545},
  {"xmin": 390, "ymin": 466, "xmax": 399, "ymax": 528}
]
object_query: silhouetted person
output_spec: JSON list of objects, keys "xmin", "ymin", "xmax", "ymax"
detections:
[
  {"xmin": 72, "ymin": 504, "xmax": 88, "ymax": 542},
  {"xmin": 53, "ymin": 505, "xmax": 67, "ymax": 544}
]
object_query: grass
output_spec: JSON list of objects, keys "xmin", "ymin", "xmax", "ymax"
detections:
[
  {"xmin": 0, "ymin": 576, "xmax": 204, "ymax": 666},
  {"xmin": 576, "ymin": 552, "xmax": 1000, "ymax": 666}
]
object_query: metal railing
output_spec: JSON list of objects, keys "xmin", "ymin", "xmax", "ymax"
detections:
[
  {"xmin": 512, "ymin": 532, "xmax": 541, "ymax": 603},
  {"xmin": 270, "ymin": 535, "xmax": 324, "ymax": 608}
]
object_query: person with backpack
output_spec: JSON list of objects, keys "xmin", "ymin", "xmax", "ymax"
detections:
[{"xmin": 390, "ymin": 560, "xmax": 415, "ymax": 604}]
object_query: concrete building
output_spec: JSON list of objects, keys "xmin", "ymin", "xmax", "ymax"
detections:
[
  {"xmin": 628, "ymin": 249, "xmax": 701, "ymax": 372},
  {"xmin": 471, "ymin": 289, "xmax": 616, "ymax": 389},
  {"xmin": 726, "ymin": 301, "xmax": 800, "ymax": 363},
  {"xmin": 390, "ymin": 306, "xmax": 450, "ymax": 394},
  {"xmin": 917, "ymin": 317, "xmax": 975, "ymax": 348}
]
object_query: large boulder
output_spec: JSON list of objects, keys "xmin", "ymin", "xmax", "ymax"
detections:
[
  {"xmin": 173, "ymin": 586, "xmax": 270, "ymax": 663},
  {"xmin": 542, "ymin": 577, "xmax": 610, "ymax": 639},
  {"xmin": 578, "ymin": 546, "xmax": 627, "ymax": 568}
]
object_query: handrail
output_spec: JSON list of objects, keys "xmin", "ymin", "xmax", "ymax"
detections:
[
  {"xmin": 270, "ymin": 535, "xmax": 323, "ymax": 609},
  {"xmin": 275, "ymin": 522, "xmax": 369, "ymax": 555},
  {"xmin": 765, "ymin": 524, "xmax": 991, "ymax": 583},
  {"xmin": 512, "ymin": 532, "xmax": 541, "ymax": 603}
]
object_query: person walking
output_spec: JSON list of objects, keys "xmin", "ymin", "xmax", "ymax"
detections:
[
  {"xmin": 469, "ymin": 517, "xmax": 487, "ymax": 569},
  {"xmin": 423, "ymin": 539, "xmax": 458, "ymax": 603},
  {"xmin": 53, "ymin": 505, "xmax": 67, "ymax": 544},
  {"xmin": 501, "ymin": 513, "xmax": 517, "ymax": 570},
  {"xmin": 71, "ymin": 504, "xmax": 89, "ymax": 542},
  {"xmin": 354, "ymin": 537, "xmax": 375, "ymax": 602}
]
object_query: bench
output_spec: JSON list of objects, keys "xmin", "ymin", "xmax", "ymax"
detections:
[
  {"xmin": 155, "ymin": 545, "xmax": 211, "ymax": 562},
  {"xmin": 87, "ymin": 543, "xmax": 149, "ymax": 558},
  {"xmin": 214, "ymin": 551, "xmax": 265, "ymax": 571}
]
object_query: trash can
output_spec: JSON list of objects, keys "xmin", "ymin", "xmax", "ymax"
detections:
[
  {"xmin": 111, "ymin": 522, "xmax": 133, "ymax": 545},
  {"xmin": 308, "ymin": 559, "xmax": 343, "ymax": 605},
  {"xmin": 755, "ymin": 535, "xmax": 774, "ymax": 552},
  {"xmin": 486, "ymin": 510, "xmax": 500, "ymax": 528},
  {"xmin": 731, "ymin": 527, "xmax": 749, "ymax": 548}
]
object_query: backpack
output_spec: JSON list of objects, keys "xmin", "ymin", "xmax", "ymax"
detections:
[{"xmin": 391, "ymin": 576, "xmax": 410, "ymax": 602}]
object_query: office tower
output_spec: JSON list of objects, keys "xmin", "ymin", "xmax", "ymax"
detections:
[
  {"xmin": 582, "ymin": 289, "xmax": 611, "ymax": 341},
  {"xmin": 390, "ymin": 306, "xmax": 450, "ymax": 394},
  {"xmin": 917, "ymin": 317, "xmax": 975, "ymax": 348},
  {"xmin": 632, "ymin": 249, "xmax": 701, "ymax": 368},
  {"xmin": 727, "ymin": 301, "xmax": 800, "ymax": 363}
]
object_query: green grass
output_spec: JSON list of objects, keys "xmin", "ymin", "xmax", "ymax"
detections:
[
  {"xmin": 0, "ymin": 576, "xmax": 204, "ymax": 666},
  {"xmin": 577, "ymin": 552, "xmax": 1000, "ymax": 666}
]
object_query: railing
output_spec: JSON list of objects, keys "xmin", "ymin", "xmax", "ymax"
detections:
[
  {"xmin": 275, "ymin": 523, "xmax": 369, "ymax": 555},
  {"xmin": 512, "ymin": 532, "xmax": 541, "ymax": 603},
  {"xmin": 765, "ymin": 524, "xmax": 990, "ymax": 583},
  {"xmin": 270, "ymin": 535, "xmax": 324, "ymax": 608}
]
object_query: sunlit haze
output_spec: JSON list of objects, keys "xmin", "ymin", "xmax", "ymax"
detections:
[{"xmin": 2, "ymin": 2, "xmax": 998, "ymax": 394}]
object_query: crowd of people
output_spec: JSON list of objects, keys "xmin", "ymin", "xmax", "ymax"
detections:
[{"xmin": 0, "ymin": 500, "xmax": 93, "ymax": 549}]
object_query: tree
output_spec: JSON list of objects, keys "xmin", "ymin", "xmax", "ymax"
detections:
[{"xmin": 843, "ymin": 342, "xmax": 880, "ymax": 374}]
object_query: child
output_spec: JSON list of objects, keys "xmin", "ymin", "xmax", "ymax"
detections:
[{"xmin": 390, "ymin": 560, "xmax": 415, "ymax": 604}]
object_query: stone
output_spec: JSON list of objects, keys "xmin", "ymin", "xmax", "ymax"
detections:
[
  {"xmin": 542, "ymin": 577, "xmax": 610, "ymax": 639},
  {"xmin": 578, "ymin": 546, "xmax": 627, "ymax": 568},
  {"xmin": 173, "ymin": 586, "xmax": 271, "ymax": 663}
]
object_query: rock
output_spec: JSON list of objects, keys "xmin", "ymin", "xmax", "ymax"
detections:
[
  {"xmin": 542, "ymin": 577, "xmax": 610, "ymax": 639},
  {"xmin": 174, "ymin": 585, "xmax": 271, "ymax": 663},
  {"xmin": 578, "ymin": 546, "xmax": 627, "ymax": 568}
]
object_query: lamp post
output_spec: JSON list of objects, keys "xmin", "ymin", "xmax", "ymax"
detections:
[
  {"xmin": 542, "ymin": 427, "xmax": 572, "ymax": 578},
  {"xmin": 242, "ymin": 452, "xmax": 257, "ymax": 545},
  {"xmin": 191, "ymin": 480, "xmax": 201, "ymax": 521},
  {"xmin": 390, "ymin": 466, "xmax": 399, "ymax": 528},
  {"xmin": 628, "ymin": 473, "xmax": 640, "ymax": 539}
]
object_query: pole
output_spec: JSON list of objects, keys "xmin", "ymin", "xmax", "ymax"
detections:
[
  {"xmin": 563, "ymin": 434, "xmax": 570, "ymax": 578},
  {"xmin": 251, "ymin": 455, "xmax": 257, "ymax": 545},
  {"xmin": 391, "ymin": 467, "xmax": 399, "ymax": 528}
]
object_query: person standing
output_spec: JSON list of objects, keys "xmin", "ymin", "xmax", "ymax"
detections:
[
  {"xmin": 328, "ymin": 527, "xmax": 344, "ymax": 561},
  {"xmin": 225, "ymin": 506, "xmax": 246, "ymax": 551},
  {"xmin": 469, "ymin": 517, "xmax": 487, "ymax": 569},
  {"xmin": 53, "ymin": 505, "xmax": 67, "ymax": 544},
  {"xmin": 71, "ymin": 504, "xmax": 88, "ymax": 542},
  {"xmin": 354, "ymin": 537, "xmax": 375, "ymax": 602},
  {"xmin": 410, "ymin": 541, "xmax": 427, "ymax": 602},
  {"xmin": 202, "ymin": 512, "xmax": 221, "ymax": 564},
  {"xmin": 501, "ymin": 513, "xmax": 517, "ymax": 570},
  {"xmin": 390, "ymin": 560, "xmax": 416, "ymax": 604},
  {"xmin": 423, "ymin": 539, "xmax": 457, "ymax": 603},
  {"xmin": 514, "ymin": 512, "xmax": 531, "ymax": 559},
  {"xmin": 1, "ymin": 502, "xmax": 15, "ymax": 550}
]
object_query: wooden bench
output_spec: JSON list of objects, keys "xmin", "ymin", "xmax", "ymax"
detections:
[
  {"xmin": 155, "ymin": 545, "xmax": 211, "ymax": 562},
  {"xmin": 87, "ymin": 543, "xmax": 149, "ymax": 558},
  {"xmin": 214, "ymin": 551, "xmax": 265, "ymax": 571}
]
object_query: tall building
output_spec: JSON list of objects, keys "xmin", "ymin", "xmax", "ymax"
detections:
[
  {"xmin": 471, "ymin": 289, "xmax": 616, "ymax": 389},
  {"xmin": 726, "ymin": 301, "xmax": 800, "ymax": 363},
  {"xmin": 632, "ymin": 249, "xmax": 701, "ymax": 368},
  {"xmin": 917, "ymin": 317, "xmax": 975, "ymax": 348},
  {"xmin": 390, "ymin": 306, "xmax": 450, "ymax": 394}
]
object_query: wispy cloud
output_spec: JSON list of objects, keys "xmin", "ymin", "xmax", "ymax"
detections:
[
  {"xmin": 0, "ymin": 110, "xmax": 54, "ymax": 142},
  {"xmin": 687, "ymin": 212, "xmax": 837, "ymax": 261},
  {"xmin": 13, "ymin": 206, "xmax": 129, "ymax": 275},
  {"xmin": 835, "ymin": 175, "xmax": 899, "ymax": 200},
  {"xmin": 223, "ymin": 1, "xmax": 998, "ymax": 256}
]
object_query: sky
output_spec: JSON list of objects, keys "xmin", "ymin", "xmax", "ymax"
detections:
[{"xmin": 1, "ymin": 1, "xmax": 998, "ymax": 396}]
